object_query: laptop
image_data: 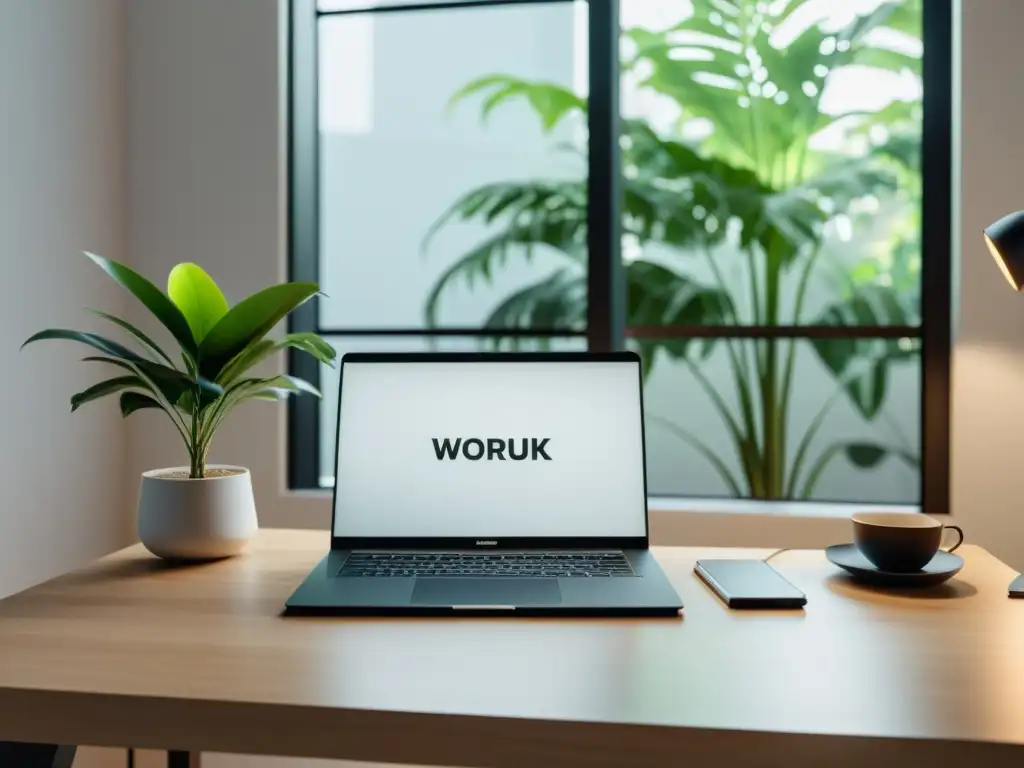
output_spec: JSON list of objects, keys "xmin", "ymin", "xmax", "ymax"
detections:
[{"xmin": 284, "ymin": 351, "xmax": 683, "ymax": 617}]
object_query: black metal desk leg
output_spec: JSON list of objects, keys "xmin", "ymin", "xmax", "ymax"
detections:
[
  {"xmin": 167, "ymin": 750, "xmax": 199, "ymax": 768},
  {"xmin": 0, "ymin": 743, "xmax": 76, "ymax": 768}
]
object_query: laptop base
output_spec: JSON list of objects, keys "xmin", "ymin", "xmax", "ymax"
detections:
[{"xmin": 284, "ymin": 550, "xmax": 682, "ymax": 617}]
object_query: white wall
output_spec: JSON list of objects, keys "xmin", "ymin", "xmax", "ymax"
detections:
[
  {"xmin": 123, "ymin": 0, "xmax": 1024, "ymax": 572},
  {"xmin": 1, "ymin": 3, "xmax": 137, "ymax": 765},
  {"xmin": 125, "ymin": 0, "xmax": 289, "ymax": 523},
  {"xmin": 951, "ymin": 0, "xmax": 1024, "ymax": 568},
  {"xmin": 0, "ymin": 0, "xmax": 132, "ymax": 598}
]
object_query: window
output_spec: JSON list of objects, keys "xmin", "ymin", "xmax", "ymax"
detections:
[{"xmin": 288, "ymin": 0, "xmax": 952, "ymax": 513}]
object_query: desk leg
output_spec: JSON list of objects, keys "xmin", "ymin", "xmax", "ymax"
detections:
[{"xmin": 168, "ymin": 750, "xmax": 201, "ymax": 768}]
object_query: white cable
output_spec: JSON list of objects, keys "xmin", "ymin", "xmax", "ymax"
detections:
[{"xmin": 762, "ymin": 547, "xmax": 794, "ymax": 563}]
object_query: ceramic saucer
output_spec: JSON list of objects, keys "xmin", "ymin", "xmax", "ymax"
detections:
[{"xmin": 825, "ymin": 544, "xmax": 963, "ymax": 588}]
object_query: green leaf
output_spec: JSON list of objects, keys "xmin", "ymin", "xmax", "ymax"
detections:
[
  {"xmin": 872, "ymin": 133, "xmax": 921, "ymax": 173},
  {"xmin": 621, "ymin": 0, "xmax": 922, "ymax": 190},
  {"xmin": 88, "ymin": 358, "xmax": 193, "ymax": 448},
  {"xmin": 119, "ymin": 391, "xmax": 163, "ymax": 417},
  {"xmin": 813, "ymin": 284, "xmax": 913, "ymax": 327},
  {"xmin": 198, "ymin": 283, "xmax": 320, "ymax": 380},
  {"xmin": 196, "ymin": 374, "xmax": 321, "ymax": 452},
  {"xmin": 813, "ymin": 339, "xmax": 896, "ymax": 419},
  {"xmin": 845, "ymin": 443, "xmax": 887, "ymax": 469},
  {"xmin": 215, "ymin": 339, "xmax": 276, "ymax": 384},
  {"xmin": 70, "ymin": 376, "xmax": 141, "ymax": 412},
  {"xmin": 88, "ymin": 310, "xmax": 176, "ymax": 367},
  {"xmin": 837, "ymin": 99, "xmax": 921, "ymax": 135},
  {"xmin": 423, "ymin": 184, "xmax": 586, "ymax": 327},
  {"xmin": 809, "ymin": 287, "xmax": 917, "ymax": 419},
  {"xmin": 884, "ymin": 0, "xmax": 922, "ymax": 37},
  {"xmin": 846, "ymin": 442, "xmax": 919, "ymax": 469},
  {"xmin": 797, "ymin": 443, "xmax": 844, "ymax": 499},
  {"xmin": 627, "ymin": 261, "xmax": 733, "ymax": 330},
  {"xmin": 633, "ymin": 340, "xmax": 660, "ymax": 380},
  {"xmin": 481, "ymin": 270, "xmax": 586, "ymax": 331},
  {"xmin": 649, "ymin": 415, "xmax": 743, "ymax": 496},
  {"xmin": 786, "ymin": 388, "xmax": 843, "ymax": 498},
  {"xmin": 799, "ymin": 440, "xmax": 918, "ymax": 498},
  {"xmin": 850, "ymin": 47, "xmax": 921, "ymax": 75},
  {"xmin": 79, "ymin": 355, "xmax": 222, "ymax": 404},
  {"xmin": 423, "ymin": 179, "xmax": 587, "ymax": 254},
  {"xmin": 216, "ymin": 332, "xmax": 337, "ymax": 385},
  {"xmin": 253, "ymin": 375, "xmax": 321, "ymax": 398},
  {"xmin": 84, "ymin": 252, "xmax": 196, "ymax": 356},
  {"xmin": 24, "ymin": 328, "xmax": 148, "ymax": 362},
  {"xmin": 788, "ymin": 159, "xmax": 897, "ymax": 209},
  {"xmin": 210, "ymin": 375, "xmax": 320, "ymax": 421},
  {"xmin": 174, "ymin": 388, "xmax": 221, "ymax": 414},
  {"xmin": 167, "ymin": 262, "xmax": 230, "ymax": 344},
  {"xmin": 247, "ymin": 389, "xmax": 289, "ymax": 402},
  {"xmin": 448, "ymin": 74, "xmax": 586, "ymax": 132}
]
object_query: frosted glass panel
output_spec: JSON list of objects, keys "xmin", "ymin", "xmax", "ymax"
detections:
[
  {"xmin": 636, "ymin": 336, "xmax": 921, "ymax": 503},
  {"xmin": 318, "ymin": 2, "xmax": 588, "ymax": 330}
]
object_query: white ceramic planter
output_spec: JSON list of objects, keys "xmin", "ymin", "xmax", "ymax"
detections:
[{"xmin": 137, "ymin": 465, "xmax": 258, "ymax": 560}]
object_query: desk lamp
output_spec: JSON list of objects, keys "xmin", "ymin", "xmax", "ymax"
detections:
[
  {"xmin": 983, "ymin": 211, "xmax": 1024, "ymax": 596},
  {"xmin": 985, "ymin": 211, "xmax": 1024, "ymax": 290}
]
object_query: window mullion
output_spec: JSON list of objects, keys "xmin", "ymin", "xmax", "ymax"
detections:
[{"xmin": 586, "ymin": 0, "xmax": 624, "ymax": 352}]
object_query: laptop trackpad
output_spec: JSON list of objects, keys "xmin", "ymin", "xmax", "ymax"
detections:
[{"xmin": 412, "ymin": 578, "xmax": 562, "ymax": 606}]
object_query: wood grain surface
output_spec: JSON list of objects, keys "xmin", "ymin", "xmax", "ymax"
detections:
[{"xmin": 1, "ymin": 530, "xmax": 1023, "ymax": 767}]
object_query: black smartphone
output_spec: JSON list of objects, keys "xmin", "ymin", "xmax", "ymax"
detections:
[{"xmin": 695, "ymin": 559, "xmax": 807, "ymax": 609}]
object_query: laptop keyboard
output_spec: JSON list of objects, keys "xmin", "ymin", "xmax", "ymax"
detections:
[{"xmin": 338, "ymin": 551, "xmax": 635, "ymax": 578}]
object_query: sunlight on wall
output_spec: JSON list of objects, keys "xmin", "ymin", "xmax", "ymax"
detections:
[{"xmin": 951, "ymin": 343, "xmax": 1024, "ymax": 564}]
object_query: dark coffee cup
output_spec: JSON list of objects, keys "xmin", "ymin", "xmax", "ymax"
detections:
[{"xmin": 852, "ymin": 512, "xmax": 963, "ymax": 573}]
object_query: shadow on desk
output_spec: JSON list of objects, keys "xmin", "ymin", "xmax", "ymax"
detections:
[
  {"xmin": 825, "ymin": 574, "xmax": 979, "ymax": 602},
  {"xmin": 66, "ymin": 557, "xmax": 225, "ymax": 583}
]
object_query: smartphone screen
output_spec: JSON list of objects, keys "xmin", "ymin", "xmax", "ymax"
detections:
[{"xmin": 695, "ymin": 559, "xmax": 807, "ymax": 609}]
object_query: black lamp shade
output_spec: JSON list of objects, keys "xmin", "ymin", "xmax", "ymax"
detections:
[{"xmin": 984, "ymin": 210, "xmax": 1024, "ymax": 291}]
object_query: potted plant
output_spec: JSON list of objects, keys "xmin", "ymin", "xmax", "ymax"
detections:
[{"xmin": 23, "ymin": 252, "xmax": 336, "ymax": 560}]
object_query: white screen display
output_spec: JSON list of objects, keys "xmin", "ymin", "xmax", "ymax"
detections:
[{"xmin": 332, "ymin": 359, "xmax": 647, "ymax": 538}]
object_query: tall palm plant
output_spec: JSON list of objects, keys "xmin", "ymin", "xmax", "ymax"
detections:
[{"xmin": 423, "ymin": 0, "xmax": 923, "ymax": 500}]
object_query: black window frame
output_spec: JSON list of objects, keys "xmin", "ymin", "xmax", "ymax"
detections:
[{"xmin": 287, "ymin": 0, "xmax": 953, "ymax": 514}]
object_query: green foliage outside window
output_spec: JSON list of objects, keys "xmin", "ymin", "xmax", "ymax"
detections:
[{"xmin": 425, "ymin": 0, "xmax": 924, "ymax": 500}]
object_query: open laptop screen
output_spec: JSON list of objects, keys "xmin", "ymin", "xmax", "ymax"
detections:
[{"xmin": 331, "ymin": 355, "xmax": 648, "ymax": 540}]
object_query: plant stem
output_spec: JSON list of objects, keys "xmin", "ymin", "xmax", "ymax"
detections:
[
  {"xmin": 680, "ymin": 355, "xmax": 756, "ymax": 492},
  {"xmin": 786, "ymin": 350, "xmax": 903, "ymax": 497},
  {"xmin": 649, "ymin": 416, "xmax": 743, "ymax": 497},
  {"xmin": 702, "ymin": 245, "xmax": 750, "ymax": 380},
  {"xmin": 700, "ymin": 245, "xmax": 760, "ymax": 468},
  {"xmin": 127, "ymin": 361, "xmax": 193, "ymax": 451},
  {"xmin": 771, "ymin": 104, "xmax": 816, "ymax": 498},
  {"xmin": 786, "ymin": 388, "xmax": 843, "ymax": 498},
  {"xmin": 760, "ymin": 236, "xmax": 784, "ymax": 498},
  {"xmin": 190, "ymin": 381, "xmax": 203, "ymax": 479},
  {"xmin": 778, "ymin": 241, "xmax": 824, "ymax": 495},
  {"xmin": 797, "ymin": 443, "xmax": 844, "ymax": 500},
  {"xmin": 759, "ymin": 338, "xmax": 779, "ymax": 498}
]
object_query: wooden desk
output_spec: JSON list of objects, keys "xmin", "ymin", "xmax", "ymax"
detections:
[{"xmin": 0, "ymin": 530, "xmax": 1023, "ymax": 768}]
